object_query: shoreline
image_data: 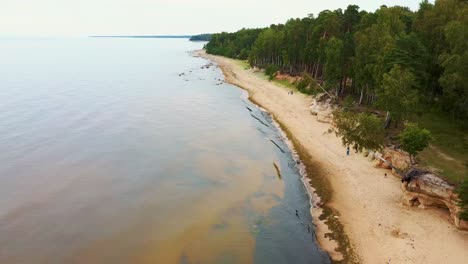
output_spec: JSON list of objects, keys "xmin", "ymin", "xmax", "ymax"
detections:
[
  {"xmin": 196, "ymin": 50, "xmax": 468, "ymax": 263},
  {"xmin": 197, "ymin": 50, "xmax": 348, "ymax": 262},
  {"xmin": 255, "ymin": 95, "xmax": 345, "ymax": 261},
  {"xmin": 239, "ymin": 88, "xmax": 338, "ymax": 261}
]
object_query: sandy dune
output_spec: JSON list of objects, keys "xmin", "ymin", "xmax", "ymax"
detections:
[{"xmin": 198, "ymin": 50, "xmax": 468, "ymax": 264}]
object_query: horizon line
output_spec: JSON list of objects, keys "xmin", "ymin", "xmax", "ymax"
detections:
[{"xmin": 90, "ymin": 35, "xmax": 192, "ymax": 38}]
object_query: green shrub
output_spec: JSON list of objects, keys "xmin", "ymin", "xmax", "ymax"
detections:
[
  {"xmin": 330, "ymin": 110, "xmax": 385, "ymax": 152},
  {"xmin": 400, "ymin": 122, "xmax": 432, "ymax": 164},
  {"xmin": 296, "ymin": 79, "xmax": 310, "ymax": 93},
  {"xmin": 343, "ymin": 96, "xmax": 354, "ymax": 111},
  {"xmin": 265, "ymin": 64, "xmax": 280, "ymax": 80},
  {"xmin": 457, "ymin": 180, "xmax": 468, "ymax": 220}
]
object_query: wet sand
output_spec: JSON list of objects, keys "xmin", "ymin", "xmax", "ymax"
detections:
[{"xmin": 197, "ymin": 50, "xmax": 468, "ymax": 264}]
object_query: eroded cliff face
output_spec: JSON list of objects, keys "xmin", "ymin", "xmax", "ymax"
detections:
[
  {"xmin": 371, "ymin": 148, "xmax": 412, "ymax": 174},
  {"xmin": 274, "ymin": 72, "xmax": 302, "ymax": 83},
  {"xmin": 401, "ymin": 169, "xmax": 468, "ymax": 230},
  {"xmin": 372, "ymin": 150, "xmax": 467, "ymax": 231},
  {"xmin": 310, "ymin": 94, "xmax": 335, "ymax": 124}
]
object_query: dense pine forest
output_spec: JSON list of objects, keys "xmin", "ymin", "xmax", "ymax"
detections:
[
  {"xmin": 189, "ymin": 34, "xmax": 212, "ymax": 41},
  {"xmin": 205, "ymin": 0, "xmax": 467, "ymax": 217},
  {"xmin": 206, "ymin": 0, "xmax": 467, "ymax": 120}
]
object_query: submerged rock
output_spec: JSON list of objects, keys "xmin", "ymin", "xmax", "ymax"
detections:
[{"xmin": 401, "ymin": 168, "xmax": 468, "ymax": 230}]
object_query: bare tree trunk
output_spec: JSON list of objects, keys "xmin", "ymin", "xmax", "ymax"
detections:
[
  {"xmin": 384, "ymin": 111, "xmax": 392, "ymax": 129},
  {"xmin": 358, "ymin": 88, "xmax": 364, "ymax": 105},
  {"xmin": 374, "ymin": 153, "xmax": 404, "ymax": 178}
]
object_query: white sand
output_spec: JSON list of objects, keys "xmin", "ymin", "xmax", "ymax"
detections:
[{"xmin": 198, "ymin": 50, "xmax": 468, "ymax": 264}]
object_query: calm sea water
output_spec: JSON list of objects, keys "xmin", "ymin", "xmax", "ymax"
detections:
[{"xmin": 0, "ymin": 38, "xmax": 329, "ymax": 263}]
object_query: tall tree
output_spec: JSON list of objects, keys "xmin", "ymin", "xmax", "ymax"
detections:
[
  {"xmin": 324, "ymin": 37, "xmax": 344, "ymax": 95},
  {"xmin": 400, "ymin": 123, "xmax": 432, "ymax": 164},
  {"xmin": 376, "ymin": 65, "xmax": 418, "ymax": 125},
  {"xmin": 438, "ymin": 12, "xmax": 468, "ymax": 117}
]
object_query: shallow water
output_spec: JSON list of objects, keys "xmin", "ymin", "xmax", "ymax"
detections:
[{"xmin": 0, "ymin": 38, "xmax": 329, "ymax": 263}]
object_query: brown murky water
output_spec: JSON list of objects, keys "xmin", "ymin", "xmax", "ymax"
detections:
[{"xmin": 0, "ymin": 38, "xmax": 329, "ymax": 263}]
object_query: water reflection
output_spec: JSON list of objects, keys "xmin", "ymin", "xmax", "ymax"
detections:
[{"xmin": 0, "ymin": 38, "xmax": 329, "ymax": 263}]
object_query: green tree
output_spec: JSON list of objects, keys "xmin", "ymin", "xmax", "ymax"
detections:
[
  {"xmin": 324, "ymin": 37, "xmax": 344, "ymax": 94},
  {"xmin": 376, "ymin": 65, "xmax": 418, "ymax": 125},
  {"xmin": 330, "ymin": 110, "xmax": 385, "ymax": 152},
  {"xmin": 383, "ymin": 33, "xmax": 430, "ymax": 95},
  {"xmin": 438, "ymin": 17, "xmax": 468, "ymax": 118},
  {"xmin": 400, "ymin": 123, "xmax": 432, "ymax": 164}
]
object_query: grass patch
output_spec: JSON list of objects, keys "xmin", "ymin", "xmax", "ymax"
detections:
[
  {"xmin": 234, "ymin": 60, "xmax": 250, "ymax": 70},
  {"xmin": 418, "ymin": 146, "xmax": 466, "ymax": 184},
  {"xmin": 272, "ymin": 79, "xmax": 297, "ymax": 90},
  {"xmin": 413, "ymin": 111, "xmax": 468, "ymax": 184},
  {"xmin": 249, "ymin": 69, "xmax": 298, "ymax": 91}
]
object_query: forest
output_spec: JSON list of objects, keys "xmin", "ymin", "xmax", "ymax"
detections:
[
  {"xmin": 205, "ymin": 0, "xmax": 467, "ymax": 217},
  {"xmin": 206, "ymin": 0, "xmax": 466, "ymax": 120},
  {"xmin": 189, "ymin": 34, "xmax": 212, "ymax": 41}
]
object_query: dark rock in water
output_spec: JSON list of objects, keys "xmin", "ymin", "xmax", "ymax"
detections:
[{"xmin": 401, "ymin": 168, "xmax": 468, "ymax": 230}]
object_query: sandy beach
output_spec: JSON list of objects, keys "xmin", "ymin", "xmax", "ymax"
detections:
[{"xmin": 197, "ymin": 50, "xmax": 468, "ymax": 264}]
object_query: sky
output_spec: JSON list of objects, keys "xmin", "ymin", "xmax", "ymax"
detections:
[{"xmin": 0, "ymin": 0, "xmax": 426, "ymax": 37}]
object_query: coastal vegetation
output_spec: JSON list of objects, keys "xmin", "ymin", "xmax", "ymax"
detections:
[
  {"xmin": 400, "ymin": 123, "xmax": 432, "ymax": 165},
  {"xmin": 205, "ymin": 0, "xmax": 467, "ymax": 219},
  {"xmin": 329, "ymin": 110, "xmax": 385, "ymax": 153},
  {"xmin": 458, "ymin": 181, "xmax": 468, "ymax": 220},
  {"xmin": 189, "ymin": 34, "xmax": 212, "ymax": 41}
]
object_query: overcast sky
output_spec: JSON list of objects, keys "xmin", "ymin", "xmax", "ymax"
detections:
[{"xmin": 1, "ymin": 0, "xmax": 426, "ymax": 37}]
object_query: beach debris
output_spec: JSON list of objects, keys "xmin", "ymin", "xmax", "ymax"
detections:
[
  {"xmin": 250, "ymin": 114, "xmax": 269, "ymax": 127},
  {"xmin": 273, "ymin": 162, "xmax": 282, "ymax": 180},
  {"xmin": 201, "ymin": 63, "xmax": 214, "ymax": 69},
  {"xmin": 269, "ymin": 139, "xmax": 285, "ymax": 153}
]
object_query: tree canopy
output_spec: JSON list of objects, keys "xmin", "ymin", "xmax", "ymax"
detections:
[
  {"xmin": 189, "ymin": 34, "xmax": 212, "ymax": 41},
  {"xmin": 330, "ymin": 111, "xmax": 385, "ymax": 153},
  {"xmin": 400, "ymin": 123, "xmax": 432, "ymax": 163},
  {"xmin": 205, "ymin": 0, "xmax": 468, "ymax": 119}
]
